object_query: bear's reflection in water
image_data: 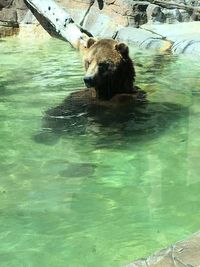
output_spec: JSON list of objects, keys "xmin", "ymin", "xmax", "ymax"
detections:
[{"xmin": 34, "ymin": 89, "xmax": 188, "ymax": 146}]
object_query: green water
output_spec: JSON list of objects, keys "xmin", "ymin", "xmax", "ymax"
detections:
[{"xmin": 1, "ymin": 37, "xmax": 200, "ymax": 267}]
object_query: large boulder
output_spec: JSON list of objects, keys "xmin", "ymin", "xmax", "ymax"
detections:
[
  {"xmin": 56, "ymin": 0, "xmax": 150, "ymax": 28},
  {"xmin": 0, "ymin": 8, "xmax": 17, "ymax": 22},
  {"xmin": 141, "ymin": 21, "xmax": 200, "ymax": 54},
  {"xmin": 0, "ymin": 0, "xmax": 13, "ymax": 9},
  {"xmin": 128, "ymin": 1, "xmax": 149, "ymax": 27},
  {"xmin": 146, "ymin": 4, "xmax": 165, "ymax": 23},
  {"xmin": 0, "ymin": 0, "xmax": 28, "ymax": 23},
  {"xmin": 116, "ymin": 26, "xmax": 172, "ymax": 51}
]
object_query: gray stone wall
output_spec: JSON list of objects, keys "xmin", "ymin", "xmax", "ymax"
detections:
[
  {"xmin": 57, "ymin": 0, "xmax": 200, "ymax": 27},
  {"xmin": 1, "ymin": 0, "xmax": 200, "ymax": 30},
  {"xmin": 0, "ymin": 0, "xmax": 28, "ymax": 24}
]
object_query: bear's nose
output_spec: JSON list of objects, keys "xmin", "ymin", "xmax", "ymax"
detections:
[{"xmin": 84, "ymin": 75, "xmax": 95, "ymax": 88}]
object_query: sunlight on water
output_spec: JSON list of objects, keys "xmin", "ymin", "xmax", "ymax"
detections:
[{"xmin": 1, "ymin": 37, "xmax": 200, "ymax": 267}]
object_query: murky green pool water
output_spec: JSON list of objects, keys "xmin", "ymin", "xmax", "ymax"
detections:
[{"xmin": 1, "ymin": 37, "xmax": 200, "ymax": 267}]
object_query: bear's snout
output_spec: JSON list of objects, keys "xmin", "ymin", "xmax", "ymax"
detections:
[{"xmin": 84, "ymin": 75, "xmax": 95, "ymax": 88}]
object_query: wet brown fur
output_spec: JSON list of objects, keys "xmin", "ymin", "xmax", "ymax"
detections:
[
  {"xmin": 43, "ymin": 39, "xmax": 146, "ymax": 135},
  {"xmin": 83, "ymin": 38, "xmax": 136, "ymax": 100}
]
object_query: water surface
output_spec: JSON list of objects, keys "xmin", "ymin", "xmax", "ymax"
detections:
[{"xmin": 0, "ymin": 37, "xmax": 200, "ymax": 267}]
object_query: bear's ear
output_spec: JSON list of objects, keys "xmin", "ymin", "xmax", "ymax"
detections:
[
  {"xmin": 115, "ymin": 42, "xmax": 129, "ymax": 57},
  {"xmin": 86, "ymin": 38, "xmax": 96, "ymax": 49}
]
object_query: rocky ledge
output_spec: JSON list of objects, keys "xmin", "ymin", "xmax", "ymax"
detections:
[
  {"xmin": 1, "ymin": 0, "xmax": 200, "ymax": 55},
  {"xmin": 57, "ymin": 0, "xmax": 200, "ymax": 55},
  {"xmin": 126, "ymin": 231, "xmax": 200, "ymax": 267}
]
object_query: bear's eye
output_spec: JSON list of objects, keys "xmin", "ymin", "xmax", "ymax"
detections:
[{"xmin": 98, "ymin": 62, "xmax": 109, "ymax": 72}]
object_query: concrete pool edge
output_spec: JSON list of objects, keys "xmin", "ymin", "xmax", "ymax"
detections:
[{"xmin": 125, "ymin": 231, "xmax": 200, "ymax": 267}]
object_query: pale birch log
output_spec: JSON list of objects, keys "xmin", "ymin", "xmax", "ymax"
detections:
[{"xmin": 24, "ymin": 0, "xmax": 92, "ymax": 49}]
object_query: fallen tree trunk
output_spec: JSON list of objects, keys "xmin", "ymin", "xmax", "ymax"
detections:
[{"xmin": 24, "ymin": 0, "xmax": 92, "ymax": 49}]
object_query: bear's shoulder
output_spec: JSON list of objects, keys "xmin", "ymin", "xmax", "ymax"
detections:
[{"xmin": 65, "ymin": 87, "xmax": 146, "ymax": 112}]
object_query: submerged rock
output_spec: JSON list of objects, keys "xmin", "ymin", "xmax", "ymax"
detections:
[
  {"xmin": 125, "ymin": 231, "xmax": 200, "ymax": 267},
  {"xmin": 60, "ymin": 163, "xmax": 96, "ymax": 178}
]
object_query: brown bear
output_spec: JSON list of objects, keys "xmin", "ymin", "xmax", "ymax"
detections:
[
  {"xmin": 64, "ymin": 38, "xmax": 146, "ymax": 109},
  {"xmin": 42, "ymin": 39, "xmax": 146, "ymax": 136},
  {"xmin": 83, "ymin": 38, "xmax": 137, "ymax": 101}
]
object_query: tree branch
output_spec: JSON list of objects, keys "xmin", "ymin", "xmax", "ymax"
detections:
[{"xmin": 24, "ymin": 0, "xmax": 92, "ymax": 49}]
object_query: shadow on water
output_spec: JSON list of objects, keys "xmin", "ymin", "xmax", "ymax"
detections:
[
  {"xmin": 32, "ymin": 41, "xmax": 185, "ymax": 149},
  {"xmin": 0, "ymin": 82, "xmax": 7, "ymax": 97},
  {"xmin": 135, "ymin": 52, "xmax": 178, "ymax": 87},
  {"xmin": 33, "ymin": 93, "xmax": 188, "ymax": 148}
]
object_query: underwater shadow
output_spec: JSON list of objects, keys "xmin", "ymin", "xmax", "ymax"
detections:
[{"xmin": 33, "ymin": 94, "xmax": 188, "ymax": 147}]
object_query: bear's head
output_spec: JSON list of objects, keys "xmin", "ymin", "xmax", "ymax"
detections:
[{"xmin": 83, "ymin": 38, "xmax": 136, "ymax": 100}]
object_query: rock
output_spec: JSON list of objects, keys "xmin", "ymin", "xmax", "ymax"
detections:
[
  {"xmin": 125, "ymin": 231, "xmax": 200, "ymax": 267},
  {"xmin": 57, "ymin": 0, "xmax": 149, "ymax": 29},
  {"xmin": 146, "ymin": 4, "xmax": 165, "ymax": 23},
  {"xmin": 0, "ymin": 0, "xmax": 28, "ymax": 25},
  {"xmin": 116, "ymin": 26, "xmax": 172, "ymax": 51},
  {"xmin": 0, "ymin": 0, "xmax": 26, "ymax": 37},
  {"xmin": 172, "ymin": 38, "xmax": 200, "ymax": 54},
  {"xmin": 141, "ymin": 21, "xmax": 200, "ymax": 54},
  {"xmin": 105, "ymin": 0, "xmax": 116, "ymax": 4},
  {"xmin": 0, "ymin": 21, "xmax": 19, "ymax": 36},
  {"xmin": 0, "ymin": 0, "xmax": 13, "ymax": 9},
  {"xmin": 56, "ymin": 0, "xmax": 92, "ymax": 25},
  {"xmin": 128, "ymin": 1, "xmax": 149, "ymax": 27},
  {"xmin": 141, "ymin": 21, "xmax": 200, "ymax": 42},
  {"xmin": 16, "ymin": 8, "xmax": 28, "ymax": 22},
  {"xmin": 60, "ymin": 0, "xmax": 122, "ymax": 38},
  {"xmin": 162, "ymin": 8, "xmax": 182, "ymax": 23},
  {"xmin": 179, "ymin": 8, "xmax": 190, "ymax": 22},
  {"xmin": 1, "ymin": 0, "xmax": 200, "ymax": 56},
  {"xmin": 12, "ymin": 0, "xmax": 27, "ymax": 9},
  {"xmin": 18, "ymin": 23, "xmax": 51, "ymax": 39},
  {"xmin": 0, "ymin": 8, "xmax": 17, "ymax": 22},
  {"xmin": 0, "ymin": 26, "xmax": 18, "ymax": 36},
  {"xmin": 20, "ymin": 9, "xmax": 37, "ymax": 24},
  {"xmin": 82, "ymin": 3, "xmax": 120, "ymax": 38},
  {"xmin": 133, "ymin": 21, "xmax": 200, "ymax": 54},
  {"xmin": 185, "ymin": 0, "xmax": 200, "ymax": 6},
  {"xmin": 0, "ymin": 20, "xmax": 17, "ymax": 26}
]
